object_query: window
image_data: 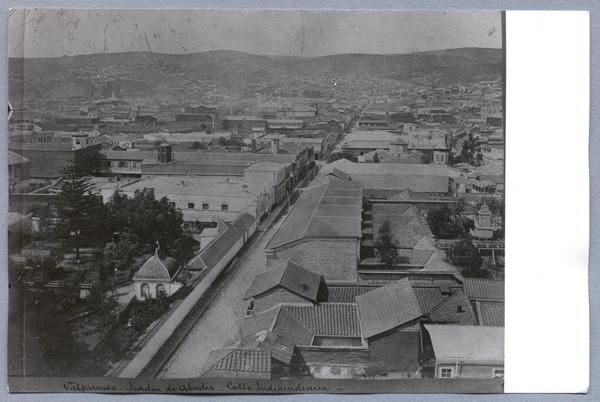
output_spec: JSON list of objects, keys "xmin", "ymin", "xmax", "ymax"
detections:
[
  {"xmin": 439, "ymin": 368, "xmax": 454, "ymax": 378},
  {"xmin": 168, "ymin": 202, "xmax": 176, "ymax": 208},
  {"xmin": 133, "ymin": 162, "xmax": 141, "ymax": 169},
  {"xmin": 202, "ymin": 203, "xmax": 209, "ymax": 210},
  {"xmin": 156, "ymin": 284, "xmax": 166, "ymax": 297},
  {"xmin": 118, "ymin": 161, "xmax": 127, "ymax": 168},
  {"xmin": 140, "ymin": 283, "xmax": 150, "ymax": 299},
  {"xmin": 245, "ymin": 300, "xmax": 254, "ymax": 317},
  {"xmin": 221, "ymin": 204, "xmax": 229, "ymax": 211},
  {"xmin": 493, "ymin": 369, "xmax": 504, "ymax": 378},
  {"xmin": 188, "ymin": 202, "xmax": 195, "ymax": 209}
]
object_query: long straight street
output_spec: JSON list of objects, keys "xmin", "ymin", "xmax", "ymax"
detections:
[{"xmin": 157, "ymin": 208, "xmax": 288, "ymax": 378}]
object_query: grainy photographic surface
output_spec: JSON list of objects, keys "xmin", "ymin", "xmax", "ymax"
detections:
[{"xmin": 7, "ymin": 9, "xmax": 505, "ymax": 393}]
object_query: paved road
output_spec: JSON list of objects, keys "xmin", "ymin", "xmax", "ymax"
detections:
[{"xmin": 158, "ymin": 212, "xmax": 286, "ymax": 378}]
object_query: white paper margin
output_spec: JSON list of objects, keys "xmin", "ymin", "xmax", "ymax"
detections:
[{"xmin": 505, "ymin": 10, "xmax": 590, "ymax": 393}]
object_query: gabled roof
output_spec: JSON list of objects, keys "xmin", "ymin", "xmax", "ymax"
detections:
[
  {"xmin": 243, "ymin": 303, "xmax": 362, "ymax": 347},
  {"xmin": 424, "ymin": 325, "xmax": 504, "ymax": 363},
  {"xmin": 356, "ymin": 278, "xmax": 423, "ymax": 338},
  {"xmin": 243, "ymin": 260, "xmax": 322, "ymax": 302},
  {"xmin": 133, "ymin": 249, "xmax": 180, "ymax": 281},
  {"xmin": 267, "ymin": 176, "xmax": 362, "ymax": 249}
]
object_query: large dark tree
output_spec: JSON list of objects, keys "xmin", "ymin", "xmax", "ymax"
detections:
[
  {"xmin": 374, "ymin": 221, "xmax": 399, "ymax": 266},
  {"xmin": 28, "ymin": 292, "xmax": 100, "ymax": 376},
  {"xmin": 427, "ymin": 206, "xmax": 474, "ymax": 239},
  {"xmin": 448, "ymin": 240, "xmax": 487, "ymax": 278},
  {"xmin": 105, "ymin": 189, "xmax": 198, "ymax": 263},
  {"xmin": 460, "ymin": 132, "xmax": 483, "ymax": 166},
  {"xmin": 57, "ymin": 164, "xmax": 106, "ymax": 260}
]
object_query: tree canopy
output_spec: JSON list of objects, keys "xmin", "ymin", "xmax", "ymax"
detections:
[
  {"xmin": 460, "ymin": 132, "xmax": 483, "ymax": 166},
  {"xmin": 448, "ymin": 239, "xmax": 488, "ymax": 278},
  {"xmin": 105, "ymin": 188, "xmax": 198, "ymax": 263},
  {"xmin": 373, "ymin": 221, "xmax": 399, "ymax": 266},
  {"xmin": 426, "ymin": 206, "xmax": 474, "ymax": 239}
]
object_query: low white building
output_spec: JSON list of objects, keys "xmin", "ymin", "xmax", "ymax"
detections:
[{"xmin": 101, "ymin": 175, "xmax": 270, "ymax": 223}]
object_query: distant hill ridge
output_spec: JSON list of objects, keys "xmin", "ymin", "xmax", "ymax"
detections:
[{"xmin": 9, "ymin": 47, "xmax": 503, "ymax": 105}]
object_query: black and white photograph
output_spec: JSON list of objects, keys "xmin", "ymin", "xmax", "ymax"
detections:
[{"xmin": 7, "ymin": 9, "xmax": 507, "ymax": 393}]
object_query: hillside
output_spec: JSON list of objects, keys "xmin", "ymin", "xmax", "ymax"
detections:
[{"xmin": 9, "ymin": 47, "xmax": 503, "ymax": 106}]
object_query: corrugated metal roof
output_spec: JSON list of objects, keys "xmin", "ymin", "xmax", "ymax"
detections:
[
  {"xmin": 267, "ymin": 177, "xmax": 363, "ymax": 249},
  {"xmin": 188, "ymin": 225, "xmax": 243, "ymax": 270},
  {"xmin": 424, "ymin": 325, "xmax": 504, "ymax": 363}
]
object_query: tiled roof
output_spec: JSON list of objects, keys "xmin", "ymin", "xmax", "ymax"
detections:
[
  {"xmin": 206, "ymin": 349, "xmax": 271, "ymax": 375},
  {"xmin": 283, "ymin": 303, "xmax": 361, "ymax": 338},
  {"xmin": 243, "ymin": 260, "xmax": 322, "ymax": 302},
  {"xmin": 475, "ymin": 301, "xmax": 505, "ymax": 326},
  {"xmin": 356, "ymin": 278, "xmax": 423, "ymax": 338},
  {"xmin": 133, "ymin": 250, "xmax": 180, "ymax": 281},
  {"xmin": 463, "ymin": 278, "xmax": 504, "ymax": 301},
  {"xmin": 267, "ymin": 177, "xmax": 362, "ymax": 249},
  {"xmin": 249, "ymin": 303, "xmax": 362, "ymax": 347}
]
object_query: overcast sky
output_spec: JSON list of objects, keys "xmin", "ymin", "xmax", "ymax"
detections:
[{"xmin": 8, "ymin": 9, "xmax": 502, "ymax": 58}]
